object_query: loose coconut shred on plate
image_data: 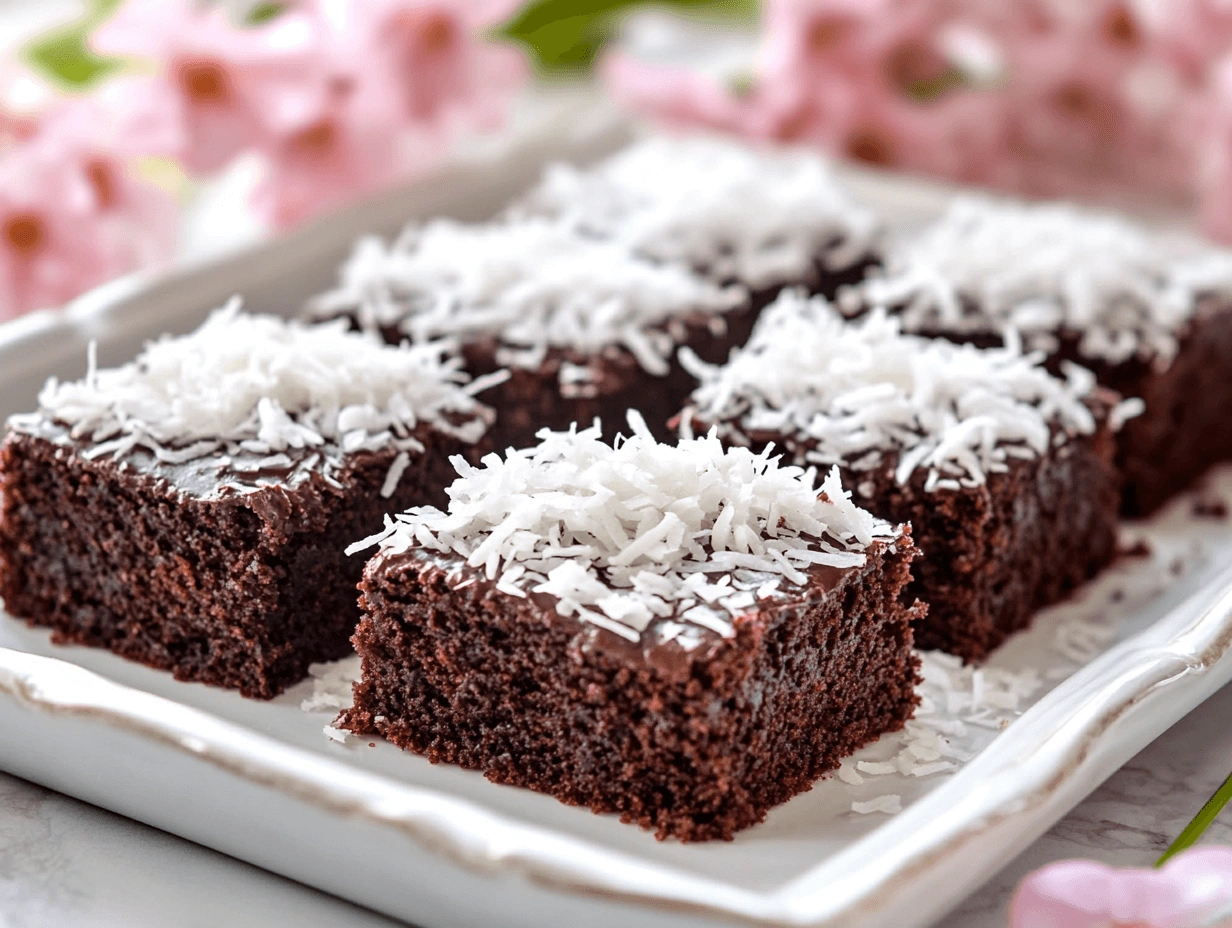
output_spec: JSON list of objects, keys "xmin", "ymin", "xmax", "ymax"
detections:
[{"xmin": 348, "ymin": 411, "xmax": 899, "ymax": 644}]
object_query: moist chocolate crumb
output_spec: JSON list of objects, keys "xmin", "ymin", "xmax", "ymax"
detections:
[
  {"xmin": 0, "ymin": 427, "xmax": 476, "ymax": 698},
  {"xmin": 341, "ymin": 536, "xmax": 925, "ymax": 842}
]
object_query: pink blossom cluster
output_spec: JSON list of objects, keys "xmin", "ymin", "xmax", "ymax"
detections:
[
  {"xmin": 603, "ymin": 0, "xmax": 1232, "ymax": 242},
  {"xmin": 0, "ymin": 0, "xmax": 524, "ymax": 322}
]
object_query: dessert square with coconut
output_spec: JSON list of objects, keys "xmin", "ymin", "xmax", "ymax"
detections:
[
  {"xmin": 680, "ymin": 290, "xmax": 1125, "ymax": 661},
  {"xmin": 308, "ymin": 216, "xmax": 749, "ymax": 447},
  {"xmin": 508, "ymin": 135, "xmax": 882, "ymax": 298},
  {"xmin": 0, "ymin": 302, "xmax": 495, "ymax": 698},
  {"xmin": 340, "ymin": 413, "xmax": 923, "ymax": 841},
  {"xmin": 839, "ymin": 196, "xmax": 1232, "ymax": 515}
]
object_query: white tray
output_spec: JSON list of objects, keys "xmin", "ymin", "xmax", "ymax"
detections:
[{"xmin": 3, "ymin": 96, "xmax": 1232, "ymax": 928}]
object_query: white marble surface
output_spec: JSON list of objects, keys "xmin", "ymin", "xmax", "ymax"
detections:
[{"xmin": 0, "ymin": 682, "xmax": 1229, "ymax": 928}]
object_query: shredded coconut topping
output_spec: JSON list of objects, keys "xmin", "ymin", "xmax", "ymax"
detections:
[
  {"xmin": 14, "ymin": 300, "xmax": 493, "ymax": 490},
  {"xmin": 843, "ymin": 196, "xmax": 1232, "ymax": 367},
  {"xmin": 348, "ymin": 412, "xmax": 897, "ymax": 642},
  {"xmin": 681, "ymin": 290, "xmax": 1101, "ymax": 492},
  {"xmin": 309, "ymin": 217, "xmax": 744, "ymax": 377},
  {"xmin": 511, "ymin": 136, "xmax": 880, "ymax": 288},
  {"xmin": 301, "ymin": 656, "xmax": 362, "ymax": 714}
]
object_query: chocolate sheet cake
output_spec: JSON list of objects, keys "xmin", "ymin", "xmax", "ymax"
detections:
[
  {"xmin": 0, "ymin": 303, "xmax": 494, "ymax": 698},
  {"xmin": 341, "ymin": 414, "xmax": 923, "ymax": 841},
  {"xmin": 308, "ymin": 137, "xmax": 882, "ymax": 447},
  {"xmin": 680, "ymin": 290, "xmax": 1125, "ymax": 661},
  {"xmin": 840, "ymin": 197, "xmax": 1232, "ymax": 515}
]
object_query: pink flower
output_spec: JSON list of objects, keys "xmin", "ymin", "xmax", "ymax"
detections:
[
  {"xmin": 0, "ymin": 76, "xmax": 182, "ymax": 321},
  {"xmin": 1196, "ymin": 55, "xmax": 1232, "ymax": 243},
  {"xmin": 1011, "ymin": 847, "xmax": 1232, "ymax": 928},
  {"xmin": 251, "ymin": 0, "xmax": 525, "ymax": 228},
  {"xmin": 852, "ymin": 89, "xmax": 1011, "ymax": 185},
  {"xmin": 33, "ymin": 88, "xmax": 179, "ymax": 270},
  {"xmin": 90, "ymin": 0, "xmax": 324, "ymax": 174},
  {"xmin": 1136, "ymin": 0, "xmax": 1232, "ymax": 85},
  {"xmin": 350, "ymin": 0, "xmax": 526, "ymax": 131},
  {"xmin": 600, "ymin": 0, "xmax": 1222, "ymax": 210},
  {"xmin": 250, "ymin": 71, "xmax": 407, "ymax": 229},
  {"xmin": 0, "ymin": 144, "xmax": 127, "ymax": 321}
]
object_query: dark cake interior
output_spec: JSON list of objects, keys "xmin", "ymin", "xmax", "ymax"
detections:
[
  {"xmin": 0, "ymin": 432, "xmax": 458, "ymax": 698},
  {"xmin": 340, "ymin": 423, "xmax": 923, "ymax": 840},
  {"xmin": 844, "ymin": 438, "xmax": 1119, "ymax": 659},
  {"xmin": 343, "ymin": 539, "xmax": 922, "ymax": 841},
  {"xmin": 1071, "ymin": 297, "xmax": 1232, "ymax": 515}
]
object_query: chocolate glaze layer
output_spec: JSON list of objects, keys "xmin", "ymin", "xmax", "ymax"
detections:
[{"xmin": 365, "ymin": 545, "xmax": 869, "ymax": 683}]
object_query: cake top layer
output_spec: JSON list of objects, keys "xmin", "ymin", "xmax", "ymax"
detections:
[
  {"xmin": 682, "ymin": 290, "xmax": 1108, "ymax": 493},
  {"xmin": 309, "ymin": 217, "xmax": 744, "ymax": 376},
  {"xmin": 843, "ymin": 197, "xmax": 1232, "ymax": 367},
  {"xmin": 9, "ymin": 301, "xmax": 494, "ymax": 495},
  {"xmin": 511, "ymin": 136, "xmax": 880, "ymax": 288},
  {"xmin": 351, "ymin": 412, "xmax": 897, "ymax": 645}
]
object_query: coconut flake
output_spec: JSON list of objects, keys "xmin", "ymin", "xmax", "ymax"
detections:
[
  {"xmin": 17, "ymin": 300, "xmax": 493, "ymax": 489},
  {"xmin": 301, "ymin": 656, "xmax": 362, "ymax": 713},
  {"xmin": 844, "ymin": 196, "xmax": 1232, "ymax": 368},
  {"xmin": 851, "ymin": 795, "xmax": 901, "ymax": 815},
  {"xmin": 682, "ymin": 290, "xmax": 1098, "ymax": 490},
  {"xmin": 352, "ymin": 413, "xmax": 898, "ymax": 640},
  {"xmin": 309, "ymin": 217, "xmax": 743, "ymax": 377},
  {"xmin": 510, "ymin": 136, "xmax": 881, "ymax": 288},
  {"xmin": 856, "ymin": 761, "xmax": 897, "ymax": 776},
  {"xmin": 837, "ymin": 762, "xmax": 864, "ymax": 785}
]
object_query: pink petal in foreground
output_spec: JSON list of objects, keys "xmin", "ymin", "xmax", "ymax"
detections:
[{"xmin": 1011, "ymin": 847, "xmax": 1232, "ymax": 928}]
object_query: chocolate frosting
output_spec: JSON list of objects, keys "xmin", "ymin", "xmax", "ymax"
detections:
[{"xmin": 366, "ymin": 547, "xmax": 862, "ymax": 682}]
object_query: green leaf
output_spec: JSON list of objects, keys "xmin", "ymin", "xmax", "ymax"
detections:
[
  {"xmin": 1156, "ymin": 768, "xmax": 1232, "ymax": 866},
  {"xmin": 246, "ymin": 2, "xmax": 287, "ymax": 26},
  {"xmin": 22, "ymin": 0, "xmax": 125, "ymax": 91},
  {"xmin": 496, "ymin": 0, "xmax": 757, "ymax": 75}
]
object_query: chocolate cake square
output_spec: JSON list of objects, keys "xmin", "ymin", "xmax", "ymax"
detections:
[
  {"xmin": 308, "ymin": 217, "xmax": 749, "ymax": 448},
  {"xmin": 0, "ymin": 304, "xmax": 494, "ymax": 698},
  {"xmin": 341, "ymin": 415, "xmax": 923, "ymax": 841},
  {"xmin": 841, "ymin": 196, "xmax": 1232, "ymax": 516},
  {"xmin": 681, "ymin": 290, "xmax": 1124, "ymax": 661},
  {"xmin": 508, "ymin": 134, "xmax": 882, "ymax": 299}
]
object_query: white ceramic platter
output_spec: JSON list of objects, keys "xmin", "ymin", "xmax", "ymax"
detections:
[{"xmin": 3, "ymin": 95, "xmax": 1232, "ymax": 928}]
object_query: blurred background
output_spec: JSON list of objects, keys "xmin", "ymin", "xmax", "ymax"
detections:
[{"xmin": 3, "ymin": 0, "xmax": 1232, "ymax": 324}]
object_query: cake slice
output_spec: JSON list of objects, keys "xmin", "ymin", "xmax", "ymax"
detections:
[
  {"xmin": 341, "ymin": 414, "xmax": 923, "ymax": 841},
  {"xmin": 0, "ymin": 303, "xmax": 495, "ymax": 698},
  {"xmin": 508, "ymin": 134, "xmax": 882, "ymax": 300},
  {"xmin": 840, "ymin": 196, "xmax": 1232, "ymax": 515},
  {"xmin": 680, "ymin": 290, "xmax": 1124, "ymax": 661},
  {"xmin": 307, "ymin": 217, "xmax": 747, "ymax": 447}
]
